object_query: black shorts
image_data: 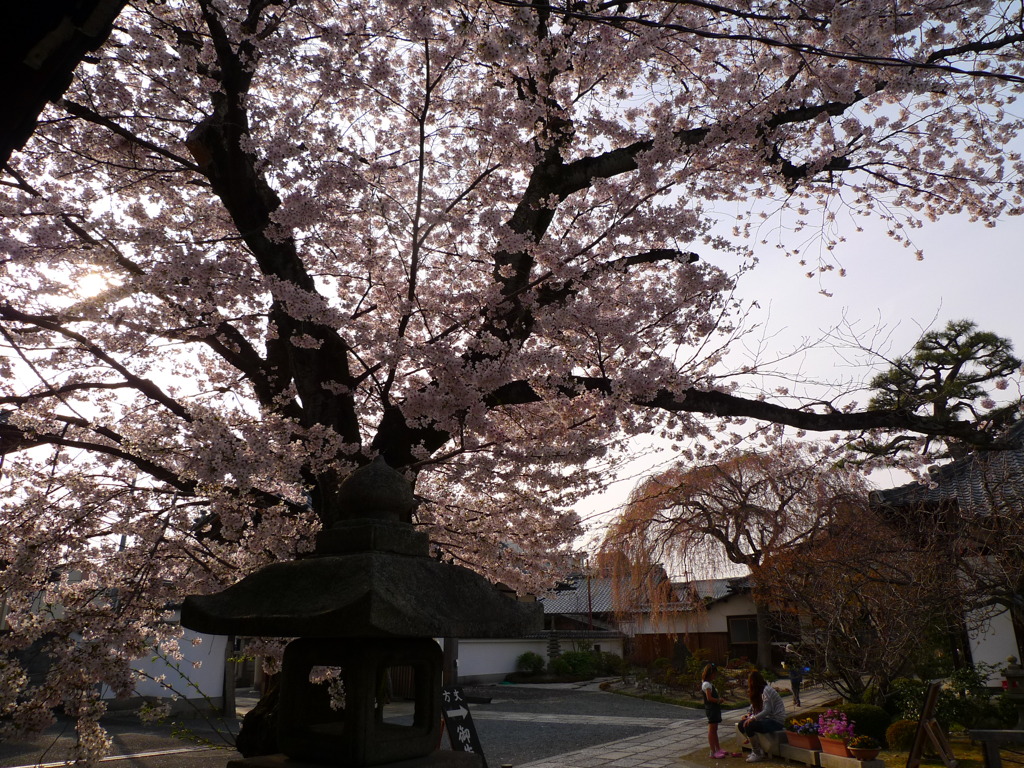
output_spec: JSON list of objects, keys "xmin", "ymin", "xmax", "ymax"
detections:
[{"xmin": 706, "ymin": 704, "xmax": 723, "ymax": 724}]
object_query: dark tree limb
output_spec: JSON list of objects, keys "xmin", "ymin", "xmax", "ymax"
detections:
[{"xmin": 188, "ymin": 0, "xmax": 361, "ymax": 445}]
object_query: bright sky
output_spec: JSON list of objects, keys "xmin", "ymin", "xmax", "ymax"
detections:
[
  {"xmin": 578, "ymin": 205, "xmax": 1024, "ymax": 545},
  {"xmin": 736, "ymin": 211, "xmax": 1024, "ymax": 369}
]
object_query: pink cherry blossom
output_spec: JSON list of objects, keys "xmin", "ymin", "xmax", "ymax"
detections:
[{"xmin": 1, "ymin": 0, "xmax": 1022, "ymax": 758}]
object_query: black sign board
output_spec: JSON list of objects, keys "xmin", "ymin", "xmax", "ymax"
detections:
[{"xmin": 441, "ymin": 686, "xmax": 487, "ymax": 768}]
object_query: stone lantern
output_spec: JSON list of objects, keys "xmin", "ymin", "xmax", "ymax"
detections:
[
  {"xmin": 1004, "ymin": 656, "xmax": 1024, "ymax": 730},
  {"xmin": 180, "ymin": 457, "xmax": 541, "ymax": 767}
]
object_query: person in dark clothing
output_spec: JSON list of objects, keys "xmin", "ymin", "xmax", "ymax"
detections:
[{"xmin": 784, "ymin": 644, "xmax": 805, "ymax": 707}]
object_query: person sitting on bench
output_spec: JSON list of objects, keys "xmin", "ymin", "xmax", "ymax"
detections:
[{"xmin": 737, "ymin": 671, "xmax": 786, "ymax": 762}]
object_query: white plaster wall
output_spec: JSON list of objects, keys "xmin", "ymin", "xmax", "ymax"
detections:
[
  {"xmin": 450, "ymin": 637, "xmax": 625, "ymax": 683},
  {"xmin": 100, "ymin": 629, "xmax": 227, "ymax": 706},
  {"xmin": 453, "ymin": 639, "xmax": 548, "ymax": 681},
  {"xmin": 626, "ymin": 594, "xmax": 758, "ymax": 635},
  {"xmin": 967, "ymin": 605, "xmax": 1019, "ymax": 684}
]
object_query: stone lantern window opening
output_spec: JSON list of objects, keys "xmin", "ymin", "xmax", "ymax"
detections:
[{"xmin": 277, "ymin": 637, "xmax": 442, "ymax": 765}]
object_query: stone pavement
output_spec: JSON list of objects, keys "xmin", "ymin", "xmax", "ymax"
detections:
[
  {"xmin": 515, "ymin": 682, "xmax": 839, "ymax": 768},
  {"xmin": 236, "ymin": 679, "xmax": 839, "ymax": 768}
]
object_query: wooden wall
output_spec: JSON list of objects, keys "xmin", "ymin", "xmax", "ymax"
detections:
[{"xmin": 627, "ymin": 631, "xmax": 730, "ymax": 666}]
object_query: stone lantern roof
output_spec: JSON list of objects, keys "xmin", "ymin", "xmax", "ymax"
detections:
[{"xmin": 180, "ymin": 457, "xmax": 541, "ymax": 638}]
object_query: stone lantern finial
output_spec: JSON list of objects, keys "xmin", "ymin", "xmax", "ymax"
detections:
[{"xmin": 335, "ymin": 455, "xmax": 416, "ymax": 522}]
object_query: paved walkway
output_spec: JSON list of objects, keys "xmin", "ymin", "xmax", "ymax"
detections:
[
  {"xmin": 236, "ymin": 680, "xmax": 839, "ymax": 768},
  {"xmin": 472, "ymin": 711, "xmax": 680, "ymax": 727},
  {"xmin": 515, "ymin": 683, "xmax": 839, "ymax": 768}
]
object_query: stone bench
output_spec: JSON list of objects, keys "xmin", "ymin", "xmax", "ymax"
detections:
[
  {"xmin": 779, "ymin": 743, "xmax": 821, "ymax": 765},
  {"xmin": 738, "ymin": 731, "xmax": 785, "ymax": 759},
  {"xmin": 968, "ymin": 729, "xmax": 1024, "ymax": 768},
  {"xmin": 818, "ymin": 754, "xmax": 885, "ymax": 768},
  {"xmin": 773, "ymin": 737, "xmax": 883, "ymax": 768},
  {"xmin": 757, "ymin": 731, "xmax": 786, "ymax": 758}
]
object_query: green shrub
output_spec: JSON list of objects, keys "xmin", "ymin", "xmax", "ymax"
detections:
[
  {"xmin": 549, "ymin": 650, "xmax": 597, "ymax": 678},
  {"xmin": 651, "ymin": 657, "xmax": 672, "ymax": 674},
  {"xmin": 650, "ymin": 657, "xmax": 676, "ymax": 685},
  {"xmin": 887, "ymin": 677, "xmax": 928, "ymax": 721},
  {"xmin": 888, "ymin": 665, "xmax": 1003, "ymax": 730},
  {"xmin": 860, "ymin": 683, "xmax": 884, "ymax": 707},
  {"xmin": 548, "ymin": 655, "xmax": 572, "ymax": 676},
  {"xmin": 515, "ymin": 651, "xmax": 545, "ymax": 676},
  {"xmin": 959, "ymin": 691, "xmax": 1018, "ymax": 730},
  {"xmin": 996, "ymin": 694, "xmax": 1020, "ymax": 728},
  {"xmin": 885, "ymin": 719, "xmax": 919, "ymax": 751},
  {"xmin": 943, "ymin": 663, "xmax": 1000, "ymax": 728},
  {"xmin": 837, "ymin": 703, "xmax": 891, "ymax": 744},
  {"xmin": 600, "ymin": 652, "xmax": 626, "ymax": 675}
]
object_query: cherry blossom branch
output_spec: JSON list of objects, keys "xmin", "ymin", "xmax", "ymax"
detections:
[
  {"xmin": 384, "ymin": 38, "xmax": 455, "ymax": 405},
  {"xmin": 0, "ymin": 305, "xmax": 194, "ymax": 423},
  {"xmin": 189, "ymin": 0, "xmax": 361, "ymax": 443},
  {"xmin": 59, "ymin": 99, "xmax": 201, "ymax": 172},
  {"xmin": 482, "ymin": 376, "xmax": 1016, "ymax": 449},
  {"xmin": 534, "ymin": 249, "xmax": 699, "ymax": 308},
  {"xmin": 0, "ymin": 411, "xmax": 195, "ymax": 493},
  {"xmin": 1, "ymin": 164, "xmax": 147, "ymax": 278},
  {"xmin": 0, "ymin": 408, "xmax": 315, "ymax": 530},
  {"xmin": 2, "ymin": 159, "xmax": 295, "ymax": 417},
  {"xmin": 0, "ymin": 381, "xmax": 137, "ymax": 404},
  {"xmin": 170, "ymin": 320, "xmax": 302, "ymax": 419},
  {"xmin": 489, "ymin": 0, "xmax": 1024, "ymax": 84}
]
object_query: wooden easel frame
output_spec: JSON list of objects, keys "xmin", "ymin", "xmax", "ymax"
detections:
[{"xmin": 906, "ymin": 680, "xmax": 958, "ymax": 768}]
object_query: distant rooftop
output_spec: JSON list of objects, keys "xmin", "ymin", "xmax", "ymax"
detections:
[
  {"xmin": 672, "ymin": 576, "xmax": 751, "ymax": 604},
  {"xmin": 540, "ymin": 574, "xmax": 749, "ymax": 615},
  {"xmin": 870, "ymin": 420, "xmax": 1024, "ymax": 515},
  {"xmin": 541, "ymin": 576, "xmax": 617, "ymax": 615}
]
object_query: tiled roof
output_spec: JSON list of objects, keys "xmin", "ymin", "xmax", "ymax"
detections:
[
  {"xmin": 541, "ymin": 577, "xmax": 618, "ymax": 614},
  {"xmin": 672, "ymin": 576, "xmax": 751, "ymax": 604},
  {"xmin": 540, "ymin": 575, "xmax": 749, "ymax": 615},
  {"xmin": 522, "ymin": 629, "xmax": 625, "ymax": 639},
  {"xmin": 870, "ymin": 420, "xmax": 1024, "ymax": 515}
]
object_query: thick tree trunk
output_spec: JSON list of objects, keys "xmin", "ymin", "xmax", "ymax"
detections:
[{"xmin": 755, "ymin": 601, "xmax": 773, "ymax": 671}]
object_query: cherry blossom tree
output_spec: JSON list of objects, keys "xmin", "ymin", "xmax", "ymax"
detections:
[
  {"xmin": 1, "ymin": 0, "xmax": 1023, "ymax": 754},
  {"xmin": 602, "ymin": 442, "xmax": 869, "ymax": 667}
]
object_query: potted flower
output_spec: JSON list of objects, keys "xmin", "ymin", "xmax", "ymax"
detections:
[
  {"xmin": 817, "ymin": 710, "xmax": 856, "ymax": 756},
  {"xmin": 848, "ymin": 735, "xmax": 881, "ymax": 761},
  {"xmin": 785, "ymin": 718, "xmax": 821, "ymax": 751}
]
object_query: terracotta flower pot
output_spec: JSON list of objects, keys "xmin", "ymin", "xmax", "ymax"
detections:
[
  {"xmin": 849, "ymin": 747, "xmax": 881, "ymax": 761},
  {"xmin": 818, "ymin": 736, "xmax": 851, "ymax": 757},
  {"xmin": 785, "ymin": 732, "xmax": 822, "ymax": 751}
]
